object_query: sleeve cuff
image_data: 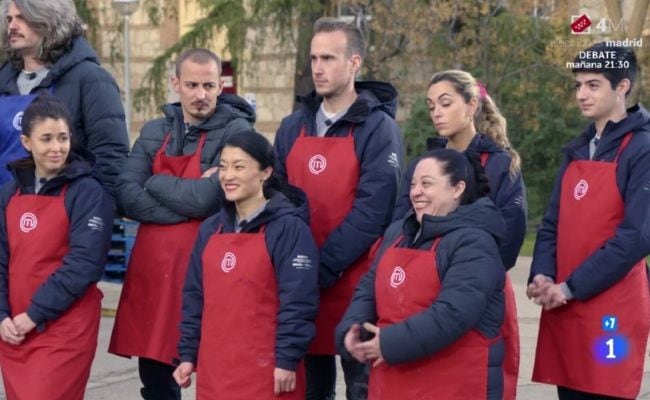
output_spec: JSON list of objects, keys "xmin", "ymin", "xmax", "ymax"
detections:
[
  {"xmin": 559, "ymin": 281, "xmax": 575, "ymax": 300},
  {"xmin": 179, "ymin": 354, "xmax": 197, "ymax": 364},
  {"xmin": 26, "ymin": 305, "xmax": 46, "ymax": 325},
  {"xmin": 275, "ymin": 357, "xmax": 298, "ymax": 371}
]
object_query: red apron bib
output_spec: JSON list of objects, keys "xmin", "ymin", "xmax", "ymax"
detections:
[
  {"xmin": 195, "ymin": 226, "xmax": 305, "ymax": 399},
  {"xmin": 0, "ymin": 186, "xmax": 102, "ymax": 400},
  {"xmin": 369, "ymin": 236, "xmax": 492, "ymax": 399},
  {"xmin": 532, "ymin": 134, "xmax": 650, "ymax": 398},
  {"xmin": 285, "ymin": 126, "xmax": 371, "ymax": 354},
  {"xmin": 481, "ymin": 152, "xmax": 519, "ymax": 400},
  {"xmin": 109, "ymin": 133, "xmax": 207, "ymax": 364}
]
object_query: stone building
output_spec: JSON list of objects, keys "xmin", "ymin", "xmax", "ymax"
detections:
[{"xmin": 91, "ymin": 0, "xmax": 649, "ymax": 143}]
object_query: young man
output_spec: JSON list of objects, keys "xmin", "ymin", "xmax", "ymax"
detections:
[
  {"xmin": 528, "ymin": 43, "xmax": 650, "ymax": 399},
  {"xmin": 108, "ymin": 48, "xmax": 255, "ymax": 400},
  {"xmin": 274, "ymin": 17, "xmax": 403, "ymax": 400},
  {"xmin": 0, "ymin": 0, "xmax": 129, "ymax": 191}
]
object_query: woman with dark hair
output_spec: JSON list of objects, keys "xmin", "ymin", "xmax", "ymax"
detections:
[
  {"xmin": 393, "ymin": 70, "xmax": 526, "ymax": 399},
  {"xmin": 336, "ymin": 149, "xmax": 506, "ymax": 399},
  {"xmin": 174, "ymin": 130, "xmax": 319, "ymax": 399},
  {"xmin": 0, "ymin": 96, "xmax": 113, "ymax": 399}
]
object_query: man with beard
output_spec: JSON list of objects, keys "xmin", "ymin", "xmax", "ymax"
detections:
[{"xmin": 108, "ymin": 48, "xmax": 255, "ymax": 400}]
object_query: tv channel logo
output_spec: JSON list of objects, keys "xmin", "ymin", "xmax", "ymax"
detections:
[{"xmin": 571, "ymin": 14, "xmax": 592, "ymax": 34}]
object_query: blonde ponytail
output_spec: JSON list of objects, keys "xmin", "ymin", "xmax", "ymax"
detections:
[{"xmin": 476, "ymin": 95, "xmax": 521, "ymax": 176}]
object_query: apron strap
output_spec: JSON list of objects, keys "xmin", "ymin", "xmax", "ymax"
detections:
[
  {"xmin": 613, "ymin": 132, "xmax": 633, "ymax": 163},
  {"xmin": 346, "ymin": 125, "xmax": 355, "ymax": 137},
  {"xmin": 431, "ymin": 237, "xmax": 443, "ymax": 252},
  {"xmin": 480, "ymin": 152, "xmax": 489, "ymax": 167},
  {"xmin": 159, "ymin": 132, "xmax": 173, "ymax": 153},
  {"xmin": 196, "ymin": 131, "xmax": 208, "ymax": 150}
]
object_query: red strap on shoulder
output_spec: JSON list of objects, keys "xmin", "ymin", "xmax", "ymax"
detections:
[
  {"xmin": 431, "ymin": 236, "xmax": 443, "ymax": 252},
  {"xmin": 480, "ymin": 152, "xmax": 489, "ymax": 167},
  {"xmin": 614, "ymin": 132, "xmax": 633, "ymax": 163}
]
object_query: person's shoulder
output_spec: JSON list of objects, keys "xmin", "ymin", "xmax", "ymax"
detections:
[
  {"xmin": 0, "ymin": 181, "xmax": 18, "ymax": 205},
  {"xmin": 66, "ymin": 172, "xmax": 105, "ymax": 192},
  {"xmin": 139, "ymin": 116, "xmax": 171, "ymax": 140},
  {"xmin": 280, "ymin": 107, "xmax": 309, "ymax": 127}
]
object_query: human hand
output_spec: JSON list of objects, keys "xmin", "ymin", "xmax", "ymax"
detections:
[
  {"xmin": 537, "ymin": 284, "xmax": 568, "ymax": 310},
  {"xmin": 12, "ymin": 313, "xmax": 36, "ymax": 336},
  {"xmin": 344, "ymin": 323, "xmax": 367, "ymax": 363},
  {"xmin": 0, "ymin": 317, "xmax": 24, "ymax": 345},
  {"xmin": 273, "ymin": 368, "xmax": 296, "ymax": 396},
  {"xmin": 354, "ymin": 322, "xmax": 384, "ymax": 367},
  {"xmin": 526, "ymin": 274, "xmax": 553, "ymax": 300},
  {"xmin": 173, "ymin": 362, "xmax": 194, "ymax": 388},
  {"xmin": 201, "ymin": 166, "xmax": 219, "ymax": 178}
]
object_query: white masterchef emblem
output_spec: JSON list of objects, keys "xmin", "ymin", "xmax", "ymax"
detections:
[
  {"xmin": 574, "ymin": 179, "xmax": 589, "ymax": 200},
  {"xmin": 308, "ymin": 154, "xmax": 327, "ymax": 175},
  {"xmin": 221, "ymin": 252, "xmax": 237, "ymax": 273},
  {"xmin": 19, "ymin": 212, "xmax": 37, "ymax": 233},
  {"xmin": 390, "ymin": 266, "xmax": 406, "ymax": 288},
  {"xmin": 12, "ymin": 111, "xmax": 23, "ymax": 131}
]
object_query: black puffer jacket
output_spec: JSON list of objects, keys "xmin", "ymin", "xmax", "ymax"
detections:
[
  {"xmin": 337, "ymin": 197, "xmax": 506, "ymax": 399},
  {"xmin": 115, "ymin": 94, "xmax": 255, "ymax": 224},
  {"xmin": 0, "ymin": 36, "xmax": 130, "ymax": 192}
]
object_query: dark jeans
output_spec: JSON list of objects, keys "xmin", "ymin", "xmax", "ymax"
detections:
[
  {"xmin": 138, "ymin": 357, "xmax": 181, "ymax": 400},
  {"xmin": 557, "ymin": 386, "xmax": 631, "ymax": 400},
  {"xmin": 305, "ymin": 354, "xmax": 368, "ymax": 400}
]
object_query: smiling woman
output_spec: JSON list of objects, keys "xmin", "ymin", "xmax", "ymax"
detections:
[
  {"xmin": 337, "ymin": 148, "xmax": 508, "ymax": 400},
  {"xmin": 0, "ymin": 96, "xmax": 113, "ymax": 400},
  {"xmin": 174, "ymin": 130, "xmax": 319, "ymax": 400},
  {"xmin": 19, "ymin": 115, "xmax": 71, "ymax": 180}
]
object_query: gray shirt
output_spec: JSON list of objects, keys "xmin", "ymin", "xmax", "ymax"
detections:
[
  {"xmin": 315, "ymin": 102, "xmax": 349, "ymax": 136},
  {"xmin": 17, "ymin": 68, "xmax": 49, "ymax": 95}
]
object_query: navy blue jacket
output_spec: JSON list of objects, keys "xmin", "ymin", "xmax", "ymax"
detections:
[
  {"xmin": 530, "ymin": 104, "xmax": 650, "ymax": 300},
  {"xmin": 393, "ymin": 134, "xmax": 527, "ymax": 270},
  {"xmin": 115, "ymin": 95, "xmax": 255, "ymax": 224},
  {"xmin": 337, "ymin": 197, "xmax": 506, "ymax": 399},
  {"xmin": 0, "ymin": 152, "xmax": 113, "ymax": 325},
  {"xmin": 178, "ymin": 190, "xmax": 319, "ymax": 371},
  {"xmin": 274, "ymin": 81, "xmax": 403, "ymax": 287},
  {"xmin": 0, "ymin": 37, "xmax": 129, "ymax": 193}
]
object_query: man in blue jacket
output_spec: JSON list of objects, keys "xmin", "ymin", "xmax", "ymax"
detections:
[
  {"xmin": 0, "ymin": 0, "xmax": 129, "ymax": 191},
  {"xmin": 274, "ymin": 17, "xmax": 403, "ymax": 400},
  {"xmin": 528, "ymin": 43, "xmax": 650, "ymax": 399}
]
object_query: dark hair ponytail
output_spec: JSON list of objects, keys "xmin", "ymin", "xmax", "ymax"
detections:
[
  {"xmin": 419, "ymin": 148, "xmax": 490, "ymax": 205},
  {"xmin": 222, "ymin": 130, "xmax": 305, "ymax": 205}
]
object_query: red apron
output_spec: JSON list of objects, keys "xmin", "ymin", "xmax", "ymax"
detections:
[
  {"xmin": 369, "ymin": 237, "xmax": 492, "ymax": 399},
  {"xmin": 532, "ymin": 134, "xmax": 650, "ymax": 398},
  {"xmin": 109, "ymin": 133, "xmax": 207, "ymax": 365},
  {"xmin": 0, "ymin": 186, "xmax": 102, "ymax": 400},
  {"xmin": 481, "ymin": 152, "xmax": 519, "ymax": 400},
  {"xmin": 285, "ymin": 126, "xmax": 371, "ymax": 354},
  {"xmin": 195, "ymin": 226, "xmax": 305, "ymax": 399}
]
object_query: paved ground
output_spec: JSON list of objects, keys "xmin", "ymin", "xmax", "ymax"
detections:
[{"xmin": 0, "ymin": 256, "xmax": 648, "ymax": 399}]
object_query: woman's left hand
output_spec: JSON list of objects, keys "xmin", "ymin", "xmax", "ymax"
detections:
[
  {"xmin": 12, "ymin": 313, "xmax": 36, "ymax": 335},
  {"xmin": 354, "ymin": 322, "xmax": 385, "ymax": 367},
  {"xmin": 273, "ymin": 367, "xmax": 296, "ymax": 396}
]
